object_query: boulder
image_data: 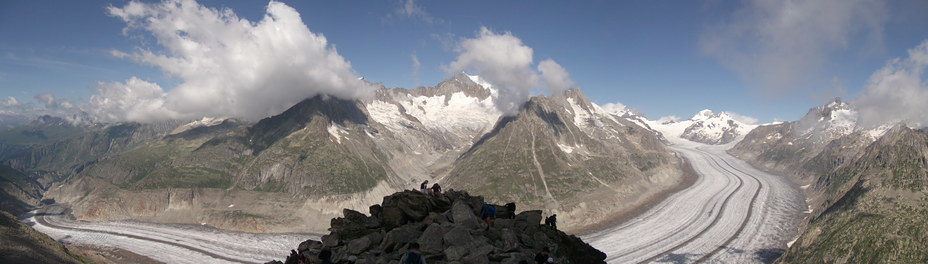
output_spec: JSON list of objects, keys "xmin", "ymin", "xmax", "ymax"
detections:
[
  {"xmin": 418, "ymin": 223, "xmax": 446, "ymax": 254},
  {"xmin": 514, "ymin": 210, "xmax": 543, "ymax": 231},
  {"xmin": 443, "ymin": 226, "xmax": 474, "ymax": 248},
  {"xmin": 444, "ymin": 245, "xmax": 472, "ymax": 261},
  {"xmin": 380, "ymin": 222, "xmax": 423, "ymax": 252},
  {"xmin": 461, "ymin": 253, "xmax": 490, "ymax": 264},
  {"xmin": 450, "ymin": 201, "xmax": 481, "ymax": 229},
  {"xmin": 346, "ymin": 234, "xmax": 371, "ymax": 255},
  {"xmin": 381, "ymin": 206, "xmax": 406, "ymax": 231}
]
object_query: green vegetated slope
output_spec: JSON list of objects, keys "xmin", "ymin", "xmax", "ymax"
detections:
[
  {"xmin": 734, "ymin": 120, "xmax": 928, "ymax": 263},
  {"xmin": 778, "ymin": 127, "xmax": 928, "ymax": 263},
  {"xmin": 0, "ymin": 210, "xmax": 91, "ymax": 264},
  {"xmin": 72, "ymin": 96, "xmax": 389, "ymax": 197},
  {"xmin": 447, "ymin": 90, "xmax": 675, "ymax": 210}
]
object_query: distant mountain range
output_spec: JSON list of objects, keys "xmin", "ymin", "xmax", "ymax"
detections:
[
  {"xmin": 0, "ymin": 73, "xmax": 685, "ymax": 234},
  {"xmin": 646, "ymin": 109, "xmax": 758, "ymax": 145}
]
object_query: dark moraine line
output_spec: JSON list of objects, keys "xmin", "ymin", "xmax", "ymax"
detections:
[
  {"xmin": 693, "ymin": 150, "xmax": 763, "ymax": 263},
  {"xmin": 638, "ymin": 149, "xmax": 749, "ymax": 264},
  {"xmin": 34, "ymin": 214, "xmax": 256, "ymax": 264}
]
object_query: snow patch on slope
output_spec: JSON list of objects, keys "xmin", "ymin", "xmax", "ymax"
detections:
[
  {"xmin": 399, "ymin": 92, "xmax": 500, "ymax": 133},
  {"xmin": 170, "ymin": 117, "xmax": 227, "ymax": 135}
]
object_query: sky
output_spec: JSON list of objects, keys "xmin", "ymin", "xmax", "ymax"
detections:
[{"xmin": 1, "ymin": 0, "xmax": 927, "ymax": 126}]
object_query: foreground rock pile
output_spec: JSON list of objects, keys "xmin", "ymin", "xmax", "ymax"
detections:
[{"xmin": 268, "ymin": 190, "xmax": 605, "ymax": 264}]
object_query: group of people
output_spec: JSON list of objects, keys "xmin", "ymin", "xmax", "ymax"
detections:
[{"xmin": 419, "ymin": 180, "xmax": 442, "ymax": 195}]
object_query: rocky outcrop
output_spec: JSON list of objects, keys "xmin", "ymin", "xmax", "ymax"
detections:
[{"xmin": 267, "ymin": 190, "xmax": 605, "ymax": 264}]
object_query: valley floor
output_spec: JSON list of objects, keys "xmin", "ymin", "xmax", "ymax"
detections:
[
  {"xmin": 23, "ymin": 204, "xmax": 316, "ymax": 264},
  {"xmin": 582, "ymin": 140, "xmax": 806, "ymax": 263}
]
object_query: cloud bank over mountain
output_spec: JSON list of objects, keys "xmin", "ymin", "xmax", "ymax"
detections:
[
  {"xmin": 445, "ymin": 27, "xmax": 574, "ymax": 116},
  {"xmin": 86, "ymin": 0, "xmax": 374, "ymax": 122},
  {"xmin": 854, "ymin": 39, "xmax": 928, "ymax": 128}
]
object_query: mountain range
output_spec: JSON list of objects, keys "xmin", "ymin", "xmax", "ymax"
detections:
[
  {"xmin": 731, "ymin": 99, "xmax": 928, "ymax": 263},
  {"xmin": 0, "ymin": 73, "xmax": 686, "ymax": 234}
]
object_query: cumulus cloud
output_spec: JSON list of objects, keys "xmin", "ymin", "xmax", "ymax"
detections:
[
  {"xmin": 701, "ymin": 0, "xmax": 886, "ymax": 95},
  {"xmin": 724, "ymin": 111, "xmax": 759, "ymax": 125},
  {"xmin": 600, "ymin": 102, "xmax": 629, "ymax": 116},
  {"xmin": 854, "ymin": 39, "xmax": 928, "ymax": 128},
  {"xmin": 395, "ymin": 0, "xmax": 440, "ymax": 24},
  {"xmin": 99, "ymin": 0, "xmax": 373, "ymax": 122},
  {"xmin": 34, "ymin": 93, "xmax": 57, "ymax": 108},
  {"xmin": 0, "ymin": 96, "xmax": 21, "ymax": 107},
  {"xmin": 85, "ymin": 77, "xmax": 176, "ymax": 123},
  {"xmin": 445, "ymin": 27, "xmax": 574, "ymax": 115}
]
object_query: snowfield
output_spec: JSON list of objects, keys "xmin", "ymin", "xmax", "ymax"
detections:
[
  {"xmin": 24, "ymin": 205, "xmax": 317, "ymax": 264},
  {"xmin": 582, "ymin": 139, "xmax": 806, "ymax": 263}
]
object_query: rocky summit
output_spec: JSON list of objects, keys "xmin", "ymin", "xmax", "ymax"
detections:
[{"xmin": 267, "ymin": 189, "xmax": 605, "ymax": 264}]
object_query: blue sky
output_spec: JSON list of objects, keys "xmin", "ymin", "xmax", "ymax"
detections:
[{"xmin": 1, "ymin": 0, "xmax": 926, "ymax": 125}]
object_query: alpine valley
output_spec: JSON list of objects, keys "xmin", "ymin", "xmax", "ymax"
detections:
[{"xmin": 1, "ymin": 73, "xmax": 686, "ymax": 235}]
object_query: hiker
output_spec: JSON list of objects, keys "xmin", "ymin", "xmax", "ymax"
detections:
[
  {"xmin": 399, "ymin": 242, "xmax": 427, "ymax": 264},
  {"xmin": 544, "ymin": 214, "xmax": 558, "ymax": 230},
  {"xmin": 480, "ymin": 202, "xmax": 497, "ymax": 229},
  {"xmin": 430, "ymin": 183, "xmax": 442, "ymax": 195},
  {"xmin": 319, "ymin": 249, "xmax": 334, "ymax": 264},
  {"xmin": 505, "ymin": 202, "xmax": 516, "ymax": 219},
  {"xmin": 420, "ymin": 180, "xmax": 429, "ymax": 193},
  {"xmin": 534, "ymin": 247, "xmax": 553, "ymax": 264}
]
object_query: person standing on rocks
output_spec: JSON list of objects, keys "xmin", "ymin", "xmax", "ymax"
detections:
[
  {"xmin": 399, "ymin": 242, "xmax": 427, "ymax": 264},
  {"xmin": 545, "ymin": 214, "xmax": 557, "ymax": 230},
  {"xmin": 480, "ymin": 202, "xmax": 497, "ymax": 229},
  {"xmin": 420, "ymin": 180, "xmax": 429, "ymax": 193}
]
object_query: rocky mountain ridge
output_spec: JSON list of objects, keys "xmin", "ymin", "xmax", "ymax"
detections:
[
  {"xmin": 267, "ymin": 190, "xmax": 606, "ymax": 264},
  {"xmin": 2, "ymin": 74, "xmax": 684, "ymax": 234},
  {"xmin": 731, "ymin": 99, "xmax": 928, "ymax": 263}
]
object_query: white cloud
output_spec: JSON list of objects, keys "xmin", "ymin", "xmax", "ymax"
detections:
[
  {"xmin": 723, "ymin": 111, "xmax": 759, "ymax": 125},
  {"xmin": 854, "ymin": 39, "xmax": 928, "ymax": 128},
  {"xmin": 411, "ymin": 52, "xmax": 421, "ymax": 88},
  {"xmin": 34, "ymin": 93, "xmax": 56, "ymax": 108},
  {"xmin": 85, "ymin": 77, "xmax": 176, "ymax": 123},
  {"xmin": 100, "ymin": 0, "xmax": 374, "ymax": 122},
  {"xmin": 445, "ymin": 27, "xmax": 573, "ymax": 115},
  {"xmin": 701, "ymin": 0, "xmax": 886, "ymax": 95},
  {"xmin": 0, "ymin": 96, "xmax": 20, "ymax": 107},
  {"xmin": 395, "ymin": 0, "xmax": 439, "ymax": 23},
  {"xmin": 600, "ymin": 102, "xmax": 629, "ymax": 116},
  {"xmin": 537, "ymin": 59, "xmax": 574, "ymax": 92}
]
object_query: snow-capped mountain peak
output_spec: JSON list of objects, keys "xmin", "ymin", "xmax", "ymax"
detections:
[
  {"xmin": 645, "ymin": 109, "xmax": 758, "ymax": 145},
  {"xmin": 796, "ymin": 98, "xmax": 858, "ymax": 143}
]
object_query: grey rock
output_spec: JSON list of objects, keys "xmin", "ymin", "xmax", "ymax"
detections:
[
  {"xmin": 418, "ymin": 223, "xmax": 446, "ymax": 254},
  {"xmin": 450, "ymin": 201, "xmax": 481, "ymax": 229},
  {"xmin": 461, "ymin": 253, "xmax": 489, "ymax": 264},
  {"xmin": 347, "ymin": 235, "xmax": 371, "ymax": 255},
  {"xmin": 443, "ymin": 226, "xmax": 474, "ymax": 248}
]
